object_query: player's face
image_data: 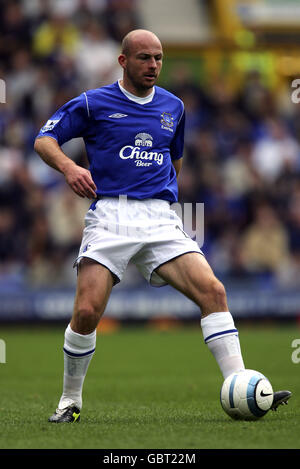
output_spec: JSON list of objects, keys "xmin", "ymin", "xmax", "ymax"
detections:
[{"xmin": 120, "ymin": 39, "xmax": 163, "ymax": 95}]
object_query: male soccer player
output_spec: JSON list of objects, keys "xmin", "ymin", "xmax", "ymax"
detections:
[{"xmin": 34, "ymin": 29, "xmax": 291, "ymax": 422}]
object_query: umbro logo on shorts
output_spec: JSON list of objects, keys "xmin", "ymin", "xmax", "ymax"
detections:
[{"xmin": 109, "ymin": 113, "xmax": 128, "ymax": 118}]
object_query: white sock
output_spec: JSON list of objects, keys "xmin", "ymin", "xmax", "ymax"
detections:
[
  {"xmin": 58, "ymin": 324, "xmax": 96, "ymax": 410},
  {"xmin": 201, "ymin": 312, "xmax": 245, "ymax": 379}
]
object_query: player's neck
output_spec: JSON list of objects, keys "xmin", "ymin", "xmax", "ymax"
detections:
[{"xmin": 119, "ymin": 79, "xmax": 153, "ymax": 98}]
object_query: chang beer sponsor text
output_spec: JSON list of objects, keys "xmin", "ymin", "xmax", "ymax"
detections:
[{"xmin": 119, "ymin": 132, "xmax": 164, "ymax": 167}]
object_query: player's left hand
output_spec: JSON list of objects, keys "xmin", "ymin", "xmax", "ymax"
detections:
[{"xmin": 63, "ymin": 161, "xmax": 97, "ymax": 199}]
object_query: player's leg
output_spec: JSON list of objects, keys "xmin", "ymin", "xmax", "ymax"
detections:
[
  {"xmin": 71, "ymin": 258, "xmax": 114, "ymax": 334},
  {"xmin": 49, "ymin": 258, "xmax": 114, "ymax": 422},
  {"xmin": 155, "ymin": 252, "xmax": 245, "ymax": 379}
]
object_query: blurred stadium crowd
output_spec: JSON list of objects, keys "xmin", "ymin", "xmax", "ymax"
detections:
[{"xmin": 1, "ymin": 0, "xmax": 300, "ymax": 292}]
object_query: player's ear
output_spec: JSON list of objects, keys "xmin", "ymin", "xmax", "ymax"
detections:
[{"xmin": 118, "ymin": 54, "xmax": 127, "ymax": 69}]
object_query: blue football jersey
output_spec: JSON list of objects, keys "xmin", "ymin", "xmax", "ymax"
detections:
[{"xmin": 36, "ymin": 81, "xmax": 185, "ymax": 202}]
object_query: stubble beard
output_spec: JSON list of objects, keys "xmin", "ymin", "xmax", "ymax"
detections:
[{"xmin": 125, "ymin": 67, "xmax": 156, "ymax": 95}]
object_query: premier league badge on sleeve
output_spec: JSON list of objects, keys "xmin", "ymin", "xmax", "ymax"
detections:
[
  {"xmin": 160, "ymin": 112, "xmax": 174, "ymax": 132},
  {"xmin": 41, "ymin": 117, "xmax": 62, "ymax": 132}
]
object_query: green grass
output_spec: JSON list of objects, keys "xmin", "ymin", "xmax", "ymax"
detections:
[{"xmin": 0, "ymin": 322, "xmax": 299, "ymax": 449}]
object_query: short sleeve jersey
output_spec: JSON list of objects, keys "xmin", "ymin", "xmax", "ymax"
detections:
[{"xmin": 36, "ymin": 81, "xmax": 185, "ymax": 203}]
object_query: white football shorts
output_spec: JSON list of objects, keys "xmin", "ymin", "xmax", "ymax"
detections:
[{"xmin": 74, "ymin": 197, "xmax": 203, "ymax": 286}]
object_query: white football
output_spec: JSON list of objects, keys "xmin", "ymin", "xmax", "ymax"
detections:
[{"xmin": 220, "ymin": 369, "xmax": 274, "ymax": 420}]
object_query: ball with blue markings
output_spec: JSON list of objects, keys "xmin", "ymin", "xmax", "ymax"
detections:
[{"xmin": 220, "ymin": 369, "xmax": 274, "ymax": 420}]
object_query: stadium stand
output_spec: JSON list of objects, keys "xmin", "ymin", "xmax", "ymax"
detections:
[{"xmin": 1, "ymin": 0, "xmax": 300, "ymax": 321}]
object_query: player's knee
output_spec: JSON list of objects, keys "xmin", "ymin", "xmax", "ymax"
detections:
[
  {"xmin": 76, "ymin": 305, "xmax": 97, "ymax": 319},
  {"xmin": 212, "ymin": 278, "xmax": 227, "ymax": 303},
  {"xmin": 73, "ymin": 304, "xmax": 100, "ymax": 331},
  {"xmin": 204, "ymin": 277, "xmax": 228, "ymax": 311}
]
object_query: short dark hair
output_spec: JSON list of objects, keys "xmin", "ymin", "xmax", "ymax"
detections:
[{"xmin": 121, "ymin": 34, "xmax": 131, "ymax": 56}]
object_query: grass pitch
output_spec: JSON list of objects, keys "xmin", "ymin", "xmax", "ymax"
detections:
[{"xmin": 0, "ymin": 322, "xmax": 299, "ymax": 449}]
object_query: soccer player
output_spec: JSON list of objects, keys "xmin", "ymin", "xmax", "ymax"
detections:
[{"xmin": 34, "ymin": 29, "xmax": 291, "ymax": 423}]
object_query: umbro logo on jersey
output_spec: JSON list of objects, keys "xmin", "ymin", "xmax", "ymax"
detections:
[{"xmin": 109, "ymin": 113, "xmax": 128, "ymax": 118}]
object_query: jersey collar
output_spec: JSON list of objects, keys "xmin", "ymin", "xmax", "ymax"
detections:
[{"xmin": 118, "ymin": 80, "xmax": 155, "ymax": 105}]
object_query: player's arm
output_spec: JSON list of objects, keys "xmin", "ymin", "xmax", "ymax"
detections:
[
  {"xmin": 34, "ymin": 136, "xmax": 97, "ymax": 199},
  {"xmin": 172, "ymin": 158, "xmax": 182, "ymax": 179},
  {"xmin": 171, "ymin": 105, "xmax": 185, "ymax": 180}
]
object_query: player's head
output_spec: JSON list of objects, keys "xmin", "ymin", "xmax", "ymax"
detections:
[{"xmin": 118, "ymin": 29, "xmax": 163, "ymax": 96}]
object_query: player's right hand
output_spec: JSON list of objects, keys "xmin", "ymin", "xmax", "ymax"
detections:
[{"xmin": 63, "ymin": 162, "xmax": 97, "ymax": 199}]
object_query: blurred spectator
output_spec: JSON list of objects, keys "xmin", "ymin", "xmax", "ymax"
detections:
[
  {"xmin": 6, "ymin": 49, "xmax": 37, "ymax": 115},
  {"xmin": 1, "ymin": 0, "xmax": 300, "ymax": 292},
  {"xmin": 251, "ymin": 117, "xmax": 300, "ymax": 184},
  {"xmin": 222, "ymin": 139, "xmax": 261, "ymax": 199},
  {"xmin": 276, "ymin": 250, "xmax": 300, "ymax": 289},
  {"xmin": 32, "ymin": 12, "xmax": 79, "ymax": 60},
  {"xmin": 209, "ymin": 227, "xmax": 241, "ymax": 276},
  {"xmin": 185, "ymin": 128, "xmax": 219, "ymax": 172},
  {"xmin": 0, "ymin": 1, "xmax": 32, "ymax": 69},
  {"xmin": 239, "ymin": 203, "xmax": 290, "ymax": 275},
  {"xmin": 31, "ymin": 64, "xmax": 57, "ymax": 122},
  {"xmin": 74, "ymin": 19, "xmax": 121, "ymax": 90},
  {"xmin": 214, "ymin": 107, "xmax": 252, "ymax": 159},
  {"xmin": 0, "ymin": 207, "xmax": 22, "ymax": 264},
  {"xmin": 46, "ymin": 185, "xmax": 89, "ymax": 251},
  {"xmin": 25, "ymin": 211, "xmax": 68, "ymax": 287},
  {"xmin": 177, "ymin": 164, "xmax": 199, "ymax": 202},
  {"xmin": 237, "ymin": 69, "xmax": 275, "ymax": 126},
  {"xmin": 104, "ymin": 0, "xmax": 140, "ymax": 42},
  {"xmin": 285, "ymin": 181, "xmax": 300, "ymax": 253}
]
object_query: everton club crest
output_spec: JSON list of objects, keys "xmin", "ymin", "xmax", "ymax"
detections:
[{"xmin": 160, "ymin": 112, "xmax": 174, "ymax": 132}]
